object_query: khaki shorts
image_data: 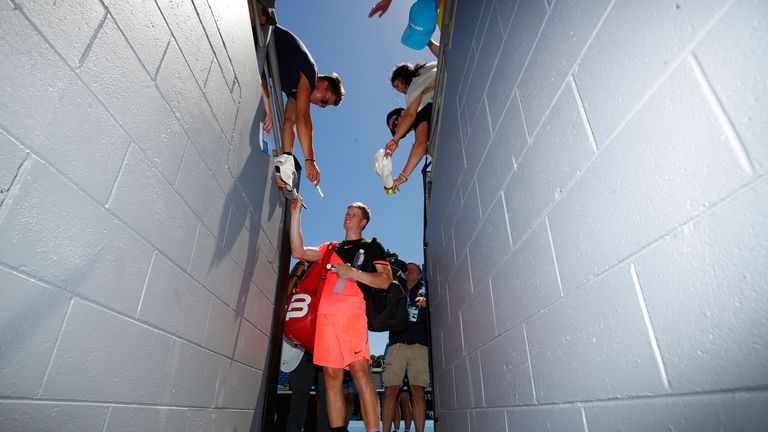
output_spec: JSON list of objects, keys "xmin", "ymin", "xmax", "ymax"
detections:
[
  {"xmin": 313, "ymin": 313, "xmax": 370, "ymax": 370},
  {"xmin": 383, "ymin": 343, "xmax": 429, "ymax": 387}
]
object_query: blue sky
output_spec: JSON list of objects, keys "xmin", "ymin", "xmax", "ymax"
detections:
[{"xmin": 275, "ymin": 1, "xmax": 438, "ymax": 355}]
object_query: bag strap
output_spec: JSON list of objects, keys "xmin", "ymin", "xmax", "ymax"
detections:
[{"xmin": 317, "ymin": 241, "xmax": 338, "ymax": 282}]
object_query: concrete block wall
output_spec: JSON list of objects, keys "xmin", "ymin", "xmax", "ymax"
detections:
[
  {"xmin": 0, "ymin": 1, "xmax": 281, "ymax": 431},
  {"xmin": 427, "ymin": 0, "xmax": 768, "ymax": 430}
]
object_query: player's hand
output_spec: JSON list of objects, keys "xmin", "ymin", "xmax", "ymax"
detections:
[
  {"xmin": 392, "ymin": 173, "xmax": 408, "ymax": 192},
  {"xmin": 329, "ymin": 263, "xmax": 356, "ymax": 280},
  {"xmin": 368, "ymin": 0, "xmax": 392, "ymax": 18},
  {"xmin": 290, "ymin": 194, "xmax": 304, "ymax": 214},
  {"xmin": 275, "ymin": 172, "xmax": 288, "ymax": 188},
  {"xmin": 392, "ymin": 177, "xmax": 403, "ymax": 192},
  {"xmin": 305, "ymin": 159, "xmax": 320, "ymax": 186},
  {"xmin": 415, "ymin": 296, "xmax": 426, "ymax": 308}
]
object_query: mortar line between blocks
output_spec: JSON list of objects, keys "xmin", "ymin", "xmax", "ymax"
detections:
[
  {"xmin": 135, "ymin": 251, "xmax": 158, "ymax": 317},
  {"xmin": 564, "ymin": 173, "xmax": 767, "ymax": 294},
  {"xmin": 155, "ymin": 38, "xmax": 172, "ymax": 82},
  {"xmin": 0, "ymin": 263, "xmax": 59, "ymax": 294},
  {"xmin": 629, "ymin": 263, "xmax": 671, "ymax": 390},
  {"xmin": 581, "ymin": 406, "xmax": 590, "ymax": 432},
  {"xmin": 197, "ymin": 0, "xmax": 236, "ymax": 79},
  {"xmin": 0, "ymin": 147, "xmax": 30, "ymax": 212},
  {"xmin": 544, "ymin": 216, "xmax": 564, "ymax": 297},
  {"xmin": 569, "ymin": 75, "xmax": 598, "ymax": 153},
  {"xmin": 528, "ymin": 0, "xmax": 617, "ymax": 141},
  {"xmin": 503, "ymin": 411, "xmax": 510, "ymax": 432},
  {"xmin": 174, "ymin": 140, "xmax": 190, "ymax": 188},
  {"xmin": 500, "ymin": 194, "xmax": 514, "ymax": 253},
  {"xmin": 522, "ymin": 323, "xmax": 538, "ymax": 404},
  {"xmin": 78, "ymin": 10, "xmax": 108, "ymax": 69},
  {"xmin": 15, "ymin": 141, "xmax": 236, "ymax": 313},
  {"xmin": 103, "ymin": 7, "xmax": 157, "ymax": 80},
  {"xmin": 37, "ymin": 297, "xmax": 75, "ymax": 397},
  {"xmin": 689, "ymin": 53, "xmax": 754, "ymax": 176},
  {"xmin": 188, "ymin": 223, "xmax": 202, "ymax": 272},
  {"xmin": 0, "ymin": 396, "xmax": 257, "ymax": 410},
  {"xmin": 598, "ymin": 0, "xmax": 737, "ymax": 153},
  {"xmin": 0, "ymin": 262, "xmax": 262, "ymax": 374},
  {"xmin": 100, "ymin": 406, "xmax": 112, "ymax": 432},
  {"xmin": 11, "ymin": 4, "xmax": 193, "ymax": 197},
  {"xmin": 483, "ymin": 96, "xmax": 493, "ymax": 139},
  {"xmin": 152, "ymin": 28, "xmax": 226, "ymax": 141},
  {"xmin": 432, "ymin": 387, "xmax": 768, "ymax": 413},
  {"xmin": 201, "ymin": 18, "xmax": 237, "ymax": 99},
  {"xmin": 202, "ymin": 298, "xmax": 215, "ymax": 355},
  {"xmin": 203, "ymin": 57, "xmax": 214, "ymax": 89},
  {"xmin": 515, "ymin": 90, "xmax": 529, "ymax": 164},
  {"xmin": 488, "ymin": 279, "xmax": 498, "ymax": 337},
  {"xmin": 11, "ymin": 0, "xmax": 68, "ymax": 68},
  {"xmin": 475, "ymin": 10, "xmax": 509, "ymax": 106},
  {"xmin": 106, "ymin": 143, "xmax": 131, "ymax": 208},
  {"xmin": 506, "ymin": 0, "xmax": 523, "ymax": 34},
  {"xmin": 514, "ymin": 0, "xmax": 552, "ymax": 101}
]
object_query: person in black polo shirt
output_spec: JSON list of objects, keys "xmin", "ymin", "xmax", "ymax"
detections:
[{"xmin": 382, "ymin": 262, "xmax": 429, "ymax": 432}]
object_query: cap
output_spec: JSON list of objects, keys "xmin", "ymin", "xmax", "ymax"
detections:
[
  {"xmin": 274, "ymin": 153, "xmax": 302, "ymax": 200},
  {"xmin": 372, "ymin": 148, "xmax": 394, "ymax": 189},
  {"xmin": 401, "ymin": 0, "xmax": 438, "ymax": 50}
]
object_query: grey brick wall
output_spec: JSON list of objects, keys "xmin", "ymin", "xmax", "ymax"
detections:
[
  {"xmin": 427, "ymin": 0, "xmax": 768, "ymax": 430},
  {"xmin": 0, "ymin": 1, "xmax": 279, "ymax": 430}
]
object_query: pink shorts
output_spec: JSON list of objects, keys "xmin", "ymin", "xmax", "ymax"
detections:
[{"xmin": 313, "ymin": 313, "xmax": 370, "ymax": 369}]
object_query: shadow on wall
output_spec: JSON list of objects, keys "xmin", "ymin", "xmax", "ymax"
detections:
[
  {"xmin": 210, "ymin": 97, "xmax": 280, "ymax": 357},
  {"xmin": 0, "ymin": 288, "xmax": 68, "ymax": 368}
]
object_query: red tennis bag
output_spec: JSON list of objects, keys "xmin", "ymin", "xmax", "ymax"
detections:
[{"xmin": 283, "ymin": 242, "xmax": 337, "ymax": 353}]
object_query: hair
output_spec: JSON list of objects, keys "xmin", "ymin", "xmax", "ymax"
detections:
[
  {"xmin": 347, "ymin": 202, "xmax": 371, "ymax": 228},
  {"xmin": 390, "ymin": 62, "xmax": 427, "ymax": 88},
  {"xmin": 406, "ymin": 262, "xmax": 422, "ymax": 277},
  {"xmin": 318, "ymin": 73, "xmax": 345, "ymax": 106},
  {"xmin": 288, "ymin": 260, "xmax": 309, "ymax": 290},
  {"xmin": 386, "ymin": 108, "xmax": 405, "ymax": 136}
]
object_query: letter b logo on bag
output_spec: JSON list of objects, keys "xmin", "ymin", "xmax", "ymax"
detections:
[
  {"xmin": 286, "ymin": 294, "xmax": 311, "ymax": 320},
  {"xmin": 283, "ymin": 242, "xmax": 337, "ymax": 353}
]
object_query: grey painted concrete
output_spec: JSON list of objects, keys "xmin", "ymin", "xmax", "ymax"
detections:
[
  {"xmin": 0, "ymin": 0, "xmax": 278, "ymax": 430},
  {"xmin": 428, "ymin": 0, "xmax": 768, "ymax": 430}
]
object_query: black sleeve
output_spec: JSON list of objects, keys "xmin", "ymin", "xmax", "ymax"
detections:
[
  {"xmin": 353, "ymin": 238, "xmax": 388, "ymax": 275},
  {"xmin": 367, "ymin": 238, "xmax": 388, "ymax": 265}
]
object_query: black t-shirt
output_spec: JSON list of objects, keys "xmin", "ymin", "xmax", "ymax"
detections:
[
  {"xmin": 274, "ymin": 25, "xmax": 317, "ymax": 99},
  {"xmin": 334, "ymin": 238, "xmax": 388, "ymax": 292},
  {"xmin": 388, "ymin": 280, "xmax": 429, "ymax": 346}
]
